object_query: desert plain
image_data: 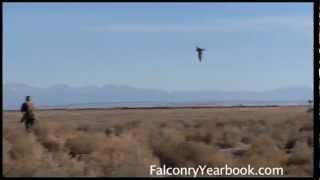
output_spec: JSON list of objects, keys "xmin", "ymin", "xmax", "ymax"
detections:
[{"xmin": 3, "ymin": 106, "xmax": 313, "ymax": 177}]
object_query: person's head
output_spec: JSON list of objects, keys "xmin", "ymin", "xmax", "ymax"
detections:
[{"xmin": 26, "ymin": 96, "xmax": 31, "ymax": 102}]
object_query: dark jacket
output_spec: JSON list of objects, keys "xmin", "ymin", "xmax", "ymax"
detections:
[{"xmin": 21, "ymin": 102, "xmax": 35, "ymax": 120}]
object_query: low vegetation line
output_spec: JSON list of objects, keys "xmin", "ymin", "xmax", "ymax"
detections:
[{"xmin": 3, "ymin": 105, "xmax": 308, "ymax": 112}]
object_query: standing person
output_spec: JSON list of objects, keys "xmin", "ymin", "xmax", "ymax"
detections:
[{"xmin": 20, "ymin": 96, "xmax": 36, "ymax": 132}]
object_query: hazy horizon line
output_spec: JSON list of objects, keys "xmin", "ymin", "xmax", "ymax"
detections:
[{"xmin": 4, "ymin": 81, "xmax": 313, "ymax": 93}]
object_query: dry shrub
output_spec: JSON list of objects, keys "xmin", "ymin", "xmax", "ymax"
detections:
[
  {"xmin": 151, "ymin": 127, "xmax": 231, "ymax": 170},
  {"xmin": 84, "ymin": 134, "xmax": 159, "ymax": 177},
  {"xmin": 215, "ymin": 126, "xmax": 241, "ymax": 149},
  {"xmin": 240, "ymin": 136, "xmax": 252, "ymax": 145},
  {"xmin": 125, "ymin": 127, "xmax": 156, "ymax": 150},
  {"xmin": 215, "ymin": 121, "xmax": 225, "ymax": 128},
  {"xmin": 159, "ymin": 122, "xmax": 167, "ymax": 128},
  {"xmin": 205, "ymin": 128, "xmax": 224, "ymax": 146},
  {"xmin": 123, "ymin": 120, "xmax": 141, "ymax": 129},
  {"xmin": 33, "ymin": 152, "xmax": 87, "ymax": 177},
  {"xmin": 110, "ymin": 124, "xmax": 124, "ymax": 136},
  {"xmin": 283, "ymin": 127, "xmax": 313, "ymax": 152},
  {"xmin": 286, "ymin": 141, "xmax": 312, "ymax": 166},
  {"xmin": 76, "ymin": 124, "xmax": 90, "ymax": 132},
  {"xmin": 3, "ymin": 130, "xmax": 45, "ymax": 177},
  {"xmin": 285, "ymin": 141, "xmax": 313, "ymax": 176},
  {"xmin": 177, "ymin": 120, "xmax": 191, "ymax": 129},
  {"xmin": 237, "ymin": 119, "xmax": 256, "ymax": 128},
  {"xmin": 5, "ymin": 164, "xmax": 41, "ymax": 177},
  {"xmin": 296, "ymin": 131, "xmax": 313, "ymax": 148},
  {"xmin": 6, "ymin": 131, "xmax": 43, "ymax": 162},
  {"xmin": 271, "ymin": 123, "xmax": 302, "ymax": 151},
  {"xmin": 239, "ymin": 134, "xmax": 286, "ymax": 167},
  {"xmin": 285, "ymin": 164, "xmax": 313, "ymax": 177},
  {"xmin": 185, "ymin": 130, "xmax": 212, "ymax": 144},
  {"xmin": 3, "ymin": 138, "xmax": 13, "ymax": 176},
  {"xmin": 32, "ymin": 121, "xmax": 63, "ymax": 138},
  {"xmin": 271, "ymin": 125, "xmax": 291, "ymax": 149},
  {"xmin": 247, "ymin": 123, "xmax": 269, "ymax": 137},
  {"xmin": 3, "ymin": 127, "xmax": 13, "ymax": 140},
  {"xmin": 41, "ymin": 137, "xmax": 62, "ymax": 152},
  {"xmin": 106, "ymin": 120, "xmax": 142, "ymax": 137},
  {"xmin": 32, "ymin": 121, "xmax": 66, "ymax": 152},
  {"xmin": 193, "ymin": 122, "xmax": 202, "ymax": 128},
  {"xmin": 160, "ymin": 128, "xmax": 186, "ymax": 143},
  {"xmin": 258, "ymin": 119, "xmax": 267, "ymax": 126},
  {"xmin": 151, "ymin": 128, "xmax": 188, "ymax": 166},
  {"xmin": 299, "ymin": 121, "xmax": 313, "ymax": 132},
  {"xmin": 7, "ymin": 151, "xmax": 85, "ymax": 177},
  {"xmin": 64, "ymin": 132, "xmax": 106, "ymax": 157},
  {"xmin": 6, "ymin": 129, "xmax": 159, "ymax": 177},
  {"xmin": 153, "ymin": 140, "xmax": 231, "ymax": 170},
  {"xmin": 284, "ymin": 138, "xmax": 297, "ymax": 151},
  {"xmin": 295, "ymin": 118, "xmax": 313, "ymax": 148},
  {"xmin": 104, "ymin": 127, "xmax": 113, "ymax": 137}
]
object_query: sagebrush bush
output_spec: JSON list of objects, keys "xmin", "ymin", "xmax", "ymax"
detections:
[
  {"xmin": 152, "ymin": 129, "xmax": 231, "ymax": 170},
  {"xmin": 185, "ymin": 130, "xmax": 212, "ymax": 144},
  {"xmin": 286, "ymin": 141, "xmax": 312, "ymax": 166},
  {"xmin": 3, "ymin": 130, "xmax": 45, "ymax": 177},
  {"xmin": 238, "ymin": 134, "xmax": 287, "ymax": 167},
  {"xmin": 84, "ymin": 134, "xmax": 159, "ymax": 177},
  {"xmin": 64, "ymin": 132, "xmax": 106, "ymax": 157},
  {"xmin": 76, "ymin": 124, "xmax": 91, "ymax": 132},
  {"xmin": 24, "ymin": 151, "xmax": 87, "ymax": 177},
  {"xmin": 216, "ymin": 126, "xmax": 242, "ymax": 148}
]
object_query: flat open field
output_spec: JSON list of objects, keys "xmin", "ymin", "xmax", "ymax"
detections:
[{"xmin": 3, "ymin": 106, "xmax": 313, "ymax": 177}]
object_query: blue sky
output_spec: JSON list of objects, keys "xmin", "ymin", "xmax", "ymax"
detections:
[{"xmin": 3, "ymin": 3, "xmax": 313, "ymax": 92}]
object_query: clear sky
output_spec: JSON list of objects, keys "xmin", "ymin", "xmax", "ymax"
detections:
[{"xmin": 3, "ymin": 3, "xmax": 313, "ymax": 92}]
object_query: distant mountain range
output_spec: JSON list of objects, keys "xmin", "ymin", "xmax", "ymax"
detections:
[{"xmin": 3, "ymin": 83, "xmax": 313, "ymax": 110}]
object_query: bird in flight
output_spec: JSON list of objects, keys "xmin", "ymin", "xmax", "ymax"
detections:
[{"xmin": 196, "ymin": 46, "xmax": 205, "ymax": 62}]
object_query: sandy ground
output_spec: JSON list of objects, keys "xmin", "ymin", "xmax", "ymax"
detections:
[{"xmin": 3, "ymin": 106, "xmax": 314, "ymax": 177}]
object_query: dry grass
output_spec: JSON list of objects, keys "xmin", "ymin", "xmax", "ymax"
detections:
[{"xmin": 3, "ymin": 106, "xmax": 313, "ymax": 177}]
